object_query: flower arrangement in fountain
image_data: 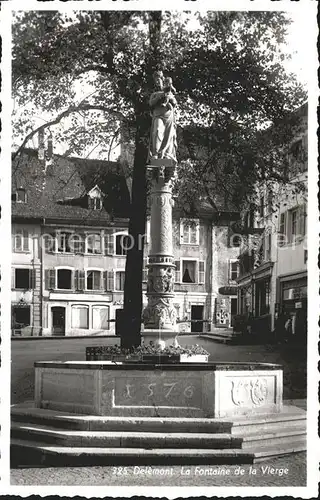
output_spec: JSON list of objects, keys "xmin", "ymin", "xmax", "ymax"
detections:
[
  {"xmin": 132, "ymin": 342, "xmax": 209, "ymax": 358},
  {"xmin": 86, "ymin": 342, "xmax": 209, "ymax": 361}
]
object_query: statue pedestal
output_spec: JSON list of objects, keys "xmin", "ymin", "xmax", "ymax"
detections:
[{"xmin": 143, "ymin": 160, "xmax": 177, "ymax": 339}]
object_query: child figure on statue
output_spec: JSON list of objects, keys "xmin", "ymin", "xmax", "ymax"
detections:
[{"xmin": 163, "ymin": 76, "xmax": 176, "ymax": 111}]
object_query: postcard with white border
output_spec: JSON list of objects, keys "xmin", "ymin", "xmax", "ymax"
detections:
[{"xmin": 0, "ymin": 0, "xmax": 319, "ymax": 497}]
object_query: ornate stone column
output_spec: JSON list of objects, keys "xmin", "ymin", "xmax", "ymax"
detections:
[{"xmin": 142, "ymin": 159, "xmax": 177, "ymax": 337}]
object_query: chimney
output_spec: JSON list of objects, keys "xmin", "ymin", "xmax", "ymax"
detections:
[{"xmin": 38, "ymin": 130, "xmax": 45, "ymax": 160}]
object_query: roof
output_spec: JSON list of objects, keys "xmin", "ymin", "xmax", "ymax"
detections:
[{"xmin": 12, "ymin": 149, "xmax": 131, "ymax": 224}]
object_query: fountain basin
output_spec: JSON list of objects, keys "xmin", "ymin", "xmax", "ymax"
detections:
[{"xmin": 34, "ymin": 361, "xmax": 282, "ymax": 418}]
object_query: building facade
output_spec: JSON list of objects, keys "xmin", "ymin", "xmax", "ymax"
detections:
[
  {"xmin": 236, "ymin": 103, "xmax": 307, "ymax": 343},
  {"xmin": 12, "ymin": 145, "xmax": 240, "ymax": 336}
]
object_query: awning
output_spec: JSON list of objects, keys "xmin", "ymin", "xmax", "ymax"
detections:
[{"xmin": 218, "ymin": 286, "xmax": 238, "ymax": 296}]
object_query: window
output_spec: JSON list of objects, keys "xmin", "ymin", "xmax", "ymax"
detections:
[
  {"xmin": 104, "ymin": 232, "xmax": 115, "ymax": 255},
  {"xmin": 16, "ymin": 188, "xmax": 27, "ymax": 203},
  {"xmin": 259, "ymin": 196, "xmax": 265, "ymax": 217},
  {"xmin": 87, "ymin": 234, "xmax": 102, "ymax": 254},
  {"xmin": 115, "ymin": 271, "xmax": 125, "ymax": 291},
  {"xmin": 57, "ymin": 269, "xmax": 72, "ymax": 290},
  {"xmin": 116, "ymin": 234, "xmax": 131, "ymax": 256},
  {"xmin": 71, "ymin": 305, "xmax": 89, "ymax": 329},
  {"xmin": 229, "ymin": 261, "xmax": 239, "ymax": 282},
  {"xmin": 180, "ymin": 219, "xmax": 199, "ymax": 245},
  {"xmin": 43, "ymin": 233, "xmax": 56, "ymax": 253},
  {"xmin": 14, "ymin": 229, "xmax": 29, "ymax": 252},
  {"xmin": 182, "ymin": 261, "xmax": 196, "ymax": 283},
  {"xmin": 86, "ymin": 270, "xmax": 101, "ymax": 291},
  {"xmin": 92, "ymin": 306, "xmax": 109, "ymax": 330},
  {"xmin": 71, "ymin": 234, "xmax": 85, "ymax": 253},
  {"xmin": 57, "ymin": 232, "xmax": 72, "ymax": 253},
  {"xmin": 12, "ymin": 306, "xmax": 30, "ymax": 328},
  {"xmin": 14, "ymin": 269, "xmax": 31, "ymax": 289},
  {"xmin": 229, "ymin": 234, "xmax": 242, "ymax": 247}
]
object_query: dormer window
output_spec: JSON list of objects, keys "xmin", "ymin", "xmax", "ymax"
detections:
[
  {"xmin": 88, "ymin": 197, "xmax": 102, "ymax": 210},
  {"xmin": 87, "ymin": 185, "xmax": 103, "ymax": 211},
  {"xmin": 13, "ymin": 188, "xmax": 27, "ymax": 203}
]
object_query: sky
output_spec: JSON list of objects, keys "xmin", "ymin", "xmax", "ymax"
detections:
[{"xmin": 283, "ymin": 11, "xmax": 310, "ymax": 86}]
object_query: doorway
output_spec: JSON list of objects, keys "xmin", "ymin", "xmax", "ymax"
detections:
[
  {"xmin": 191, "ymin": 305, "xmax": 204, "ymax": 333},
  {"xmin": 51, "ymin": 306, "xmax": 66, "ymax": 335}
]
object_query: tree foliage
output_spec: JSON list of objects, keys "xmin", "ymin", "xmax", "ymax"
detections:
[{"xmin": 12, "ymin": 10, "xmax": 306, "ymax": 344}]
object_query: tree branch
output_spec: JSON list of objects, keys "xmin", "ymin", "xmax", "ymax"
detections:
[{"xmin": 13, "ymin": 104, "xmax": 125, "ymax": 159}]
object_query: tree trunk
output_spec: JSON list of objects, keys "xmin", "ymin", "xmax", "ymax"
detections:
[
  {"xmin": 121, "ymin": 12, "xmax": 162, "ymax": 349},
  {"xmin": 121, "ymin": 115, "xmax": 149, "ymax": 349}
]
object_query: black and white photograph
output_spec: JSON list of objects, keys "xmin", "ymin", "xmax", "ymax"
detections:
[{"xmin": 0, "ymin": 0, "xmax": 318, "ymax": 496}]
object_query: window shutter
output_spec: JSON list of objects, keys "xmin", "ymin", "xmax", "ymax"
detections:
[
  {"xmin": 88, "ymin": 197, "xmax": 94, "ymax": 209},
  {"xmin": 198, "ymin": 261, "xmax": 205, "ymax": 284},
  {"xmin": 45, "ymin": 269, "xmax": 55, "ymax": 290},
  {"xmin": 49, "ymin": 269, "xmax": 56, "ymax": 289},
  {"xmin": 14, "ymin": 233, "xmax": 22, "ymax": 252},
  {"xmin": 98, "ymin": 271, "xmax": 104, "ymax": 291},
  {"xmin": 44, "ymin": 234, "xmax": 55, "ymax": 253},
  {"xmin": 106, "ymin": 271, "xmax": 114, "ymax": 291},
  {"xmin": 75, "ymin": 270, "xmax": 85, "ymax": 290},
  {"xmin": 11, "ymin": 268, "xmax": 15, "ymax": 289},
  {"xmin": 104, "ymin": 232, "xmax": 114, "ymax": 255},
  {"xmin": 79, "ymin": 270, "xmax": 86, "ymax": 291},
  {"xmin": 23, "ymin": 230, "xmax": 29, "ymax": 251},
  {"xmin": 299, "ymin": 204, "xmax": 307, "ymax": 237},
  {"xmin": 142, "ymin": 258, "xmax": 148, "ymax": 282},
  {"xmin": 103, "ymin": 271, "xmax": 108, "ymax": 291},
  {"xmin": 78, "ymin": 233, "xmax": 85, "ymax": 254},
  {"xmin": 278, "ymin": 211, "xmax": 287, "ymax": 247},
  {"xmin": 175, "ymin": 260, "xmax": 181, "ymax": 283},
  {"xmin": 30, "ymin": 269, "xmax": 36, "ymax": 289}
]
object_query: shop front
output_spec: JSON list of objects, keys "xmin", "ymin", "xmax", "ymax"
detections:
[
  {"xmin": 277, "ymin": 272, "xmax": 307, "ymax": 344},
  {"xmin": 236, "ymin": 262, "xmax": 274, "ymax": 340}
]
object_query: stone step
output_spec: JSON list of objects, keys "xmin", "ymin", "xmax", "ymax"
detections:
[
  {"xmin": 11, "ymin": 404, "xmax": 306, "ymax": 433},
  {"xmin": 11, "ymin": 423, "xmax": 242, "ymax": 449},
  {"xmin": 230, "ymin": 417, "xmax": 306, "ymax": 436},
  {"xmin": 10, "ymin": 438, "xmax": 256, "ymax": 466},
  {"xmin": 10, "ymin": 437, "xmax": 306, "ymax": 467},
  {"xmin": 11, "ymin": 405, "xmax": 306, "ymax": 435},
  {"xmin": 11, "ymin": 407, "xmax": 232, "ymax": 433},
  {"xmin": 226, "ymin": 407, "xmax": 306, "ymax": 435},
  {"xmin": 240, "ymin": 429, "xmax": 306, "ymax": 449},
  {"xmin": 251, "ymin": 437, "xmax": 306, "ymax": 463}
]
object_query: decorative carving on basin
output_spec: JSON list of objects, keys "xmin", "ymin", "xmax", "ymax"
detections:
[{"xmin": 231, "ymin": 378, "xmax": 268, "ymax": 406}]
